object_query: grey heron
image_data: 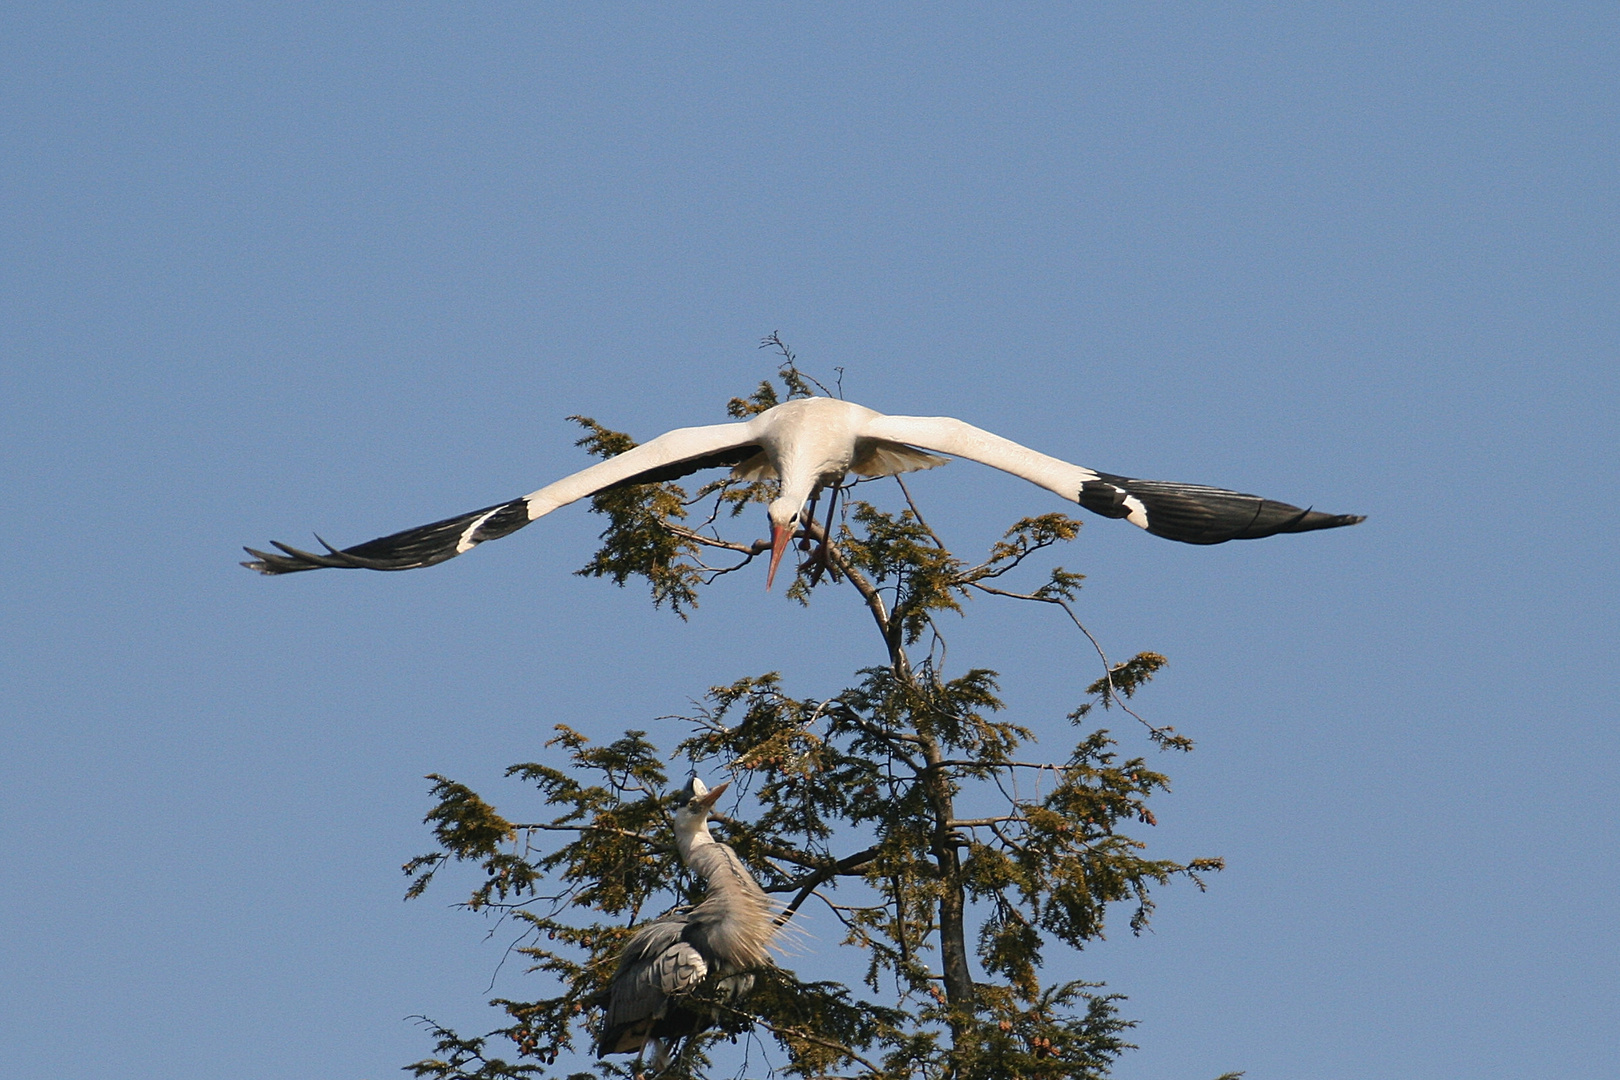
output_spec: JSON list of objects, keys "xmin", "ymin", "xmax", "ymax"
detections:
[
  {"xmin": 595, "ymin": 776, "xmax": 780, "ymax": 1074},
  {"xmin": 241, "ymin": 395, "xmax": 1364, "ymax": 585}
]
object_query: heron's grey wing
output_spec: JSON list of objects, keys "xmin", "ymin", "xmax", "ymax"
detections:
[
  {"xmin": 243, "ymin": 420, "xmax": 762, "ymax": 575},
  {"xmin": 649, "ymin": 941, "xmax": 709, "ymax": 995},
  {"xmin": 616, "ymin": 915, "xmax": 690, "ymax": 965},
  {"xmin": 864, "ymin": 414, "xmax": 1363, "ymax": 545},
  {"xmin": 596, "ymin": 917, "xmax": 710, "ymax": 1057}
]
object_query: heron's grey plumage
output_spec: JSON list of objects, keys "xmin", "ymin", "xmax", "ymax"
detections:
[{"xmin": 595, "ymin": 778, "xmax": 781, "ymax": 1072}]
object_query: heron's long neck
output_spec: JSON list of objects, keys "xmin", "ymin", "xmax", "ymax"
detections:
[
  {"xmin": 674, "ymin": 819, "xmax": 717, "ymax": 864},
  {"xmin": 684, "ymin": 838, "xmax": 776, "ymax": 970},
  {"xmin": 678, "ymin": 822, "xmax": 769, "ymax": 905}
]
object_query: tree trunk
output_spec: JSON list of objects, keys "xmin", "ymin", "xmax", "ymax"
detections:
[{"xmin": 922, "ymin": 737, "xmax": 975, "ymax": 1029}]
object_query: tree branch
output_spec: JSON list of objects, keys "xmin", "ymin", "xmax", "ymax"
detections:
[
  {"xmin": 774, "ymin": 846, "xmax": 882, "ymax": 922},
  {"xmin": 967, "ymin": 581, "xmax": 1181, "ymax": 745}
]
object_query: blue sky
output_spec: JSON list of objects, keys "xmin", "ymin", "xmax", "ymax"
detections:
[{"xmin": 2, "ymin": 5, "xmax": 1615, "ymax": 1079}]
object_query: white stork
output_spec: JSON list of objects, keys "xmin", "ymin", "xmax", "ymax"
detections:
[{"xmin": 243, "ymin": 396, "xmax": 1363, "ymax": 586}]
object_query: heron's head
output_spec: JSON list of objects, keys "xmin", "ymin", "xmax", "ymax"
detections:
[
  {"xmin": 671, "ymin": 776, "xmax": 730, "ymax": 853},
  {"xmin": 765, "ymin": 496, "xmax": 806, "ymax": 590},
  {"xmin": 673, "ymin": 776, "xmax": 729, "ymax": 821}
]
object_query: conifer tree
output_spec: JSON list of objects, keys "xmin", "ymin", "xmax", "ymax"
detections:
[{"xmin": 403, "ymin": 351, "xmax": 1231, "ymax": 1080}]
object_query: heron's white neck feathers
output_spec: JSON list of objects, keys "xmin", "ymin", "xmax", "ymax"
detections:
[
  {"xmin": 682, "ymin": 839, "xmax": 778, "ymax": 971},
  {"xmin": 672, "ymin": 815, "xmax": 717, "ymax": 862}
]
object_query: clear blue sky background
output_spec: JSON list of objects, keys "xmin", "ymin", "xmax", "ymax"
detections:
[{"xmin": 3, "ymin": 5, "xmax": 1615, "ymax": 1079}]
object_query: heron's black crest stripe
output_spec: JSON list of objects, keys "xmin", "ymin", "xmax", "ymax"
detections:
[
  {"xmin": 1079, "ymin": 473, "xmax": 1365, "ymax": 545},
  {"xmin": 599, "ymin": 444, "xmax": 762, "ymax": 492},
  {"xmin": 241, "ymin": 496, "xmax": 532, "ymax": 574}
]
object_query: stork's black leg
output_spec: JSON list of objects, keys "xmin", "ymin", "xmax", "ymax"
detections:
[
  {"xmin": 798, "ymin": 490, "xmax": 820, "ymax": 553},
  {"xmin": 806, "ymin": 486, "xmax": 843, "ymax": 586}
]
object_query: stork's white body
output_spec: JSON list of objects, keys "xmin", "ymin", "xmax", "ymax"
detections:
[
  {"xmin": 519, "ymin": 396, "xmax": 1093, "ymax": 527},
  {"xmin": 520, "ymin": 397, "xmax": 931, "ymax": 528}
]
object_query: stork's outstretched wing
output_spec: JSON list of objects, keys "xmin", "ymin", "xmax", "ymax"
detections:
[
  {"xmin": 863, "ymin": 415, "xmax": 1364, "ymax": 545},
  {"xmin": 241, "ymin": 498, "xmax": 533, "ymax": 573},
  {"xmin": 246, "ymin": 398, "xmax": 1363, "ymax": 575},
  {"xmin": 242, "ymin": 421, "xmax": 761, "ymax": 574}
]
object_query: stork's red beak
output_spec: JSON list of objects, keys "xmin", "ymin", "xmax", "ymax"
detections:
[
  {"xmin": 697, "ymin": 780, "xmax": 729, "ymax": 809},
  {"xmin": 766, "ymin": 521, "xmax": 792, "ymax": 590}
]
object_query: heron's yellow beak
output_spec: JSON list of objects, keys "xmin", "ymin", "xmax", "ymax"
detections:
[{"xmin": 697, "ymin": 780, "xmax": 730, "ymax": 809}]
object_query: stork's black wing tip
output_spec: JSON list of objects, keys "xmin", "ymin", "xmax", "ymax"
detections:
[
  {"xmin": 241, "ymin": 544, "xmax": 319, "ymax": 575},
  {"xmin": 1290, "ymin": 510, "xmax": 1367, "ymax": 534},
  {"xmin": 1080, "ymin": 474, "xmax": 1364, "ymax": 545},
  {"xmin": 240, "ymin": 537, "xmax": 375, "ymax": 574},
  {"xmin": 241, "ymin": 548, "xmax": 276, "ymax": 574},
  {"xmin": 242, "ymin": 497, "xmax": 534, "ymax": 577}
]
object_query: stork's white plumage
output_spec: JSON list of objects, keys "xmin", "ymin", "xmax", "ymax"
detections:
[{"xmin": 243, "ymin": 396, "xmax": 1363, "ymax": 583}]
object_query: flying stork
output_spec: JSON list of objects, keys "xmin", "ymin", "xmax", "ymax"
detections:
[
  {"xmin": 595, "ymin": 777, "xmax": 780, "ymax": 1074},
  {"xmin": 242, "ymin": 396, "xmax": 1363, "ymax": 586}
]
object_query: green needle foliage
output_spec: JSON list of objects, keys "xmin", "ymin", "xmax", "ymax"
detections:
[{"xmin": 402, "ymin": 358, "xmax": 1229, "ymax": 1080}]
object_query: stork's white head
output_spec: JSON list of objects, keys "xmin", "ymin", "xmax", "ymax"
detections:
[
  {"xmin": 671, "ymin": 776, "xmax": 730, "ymax": 857},
  {"xmin": 765, "ymin": 497, "xmax": 805, "ymax": 590}
]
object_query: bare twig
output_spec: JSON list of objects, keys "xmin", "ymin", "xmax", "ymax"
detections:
[
  {"xmin": 967, "ymin": 581, "xmax": 1177, "ymax": 743},
  {"xmin": 506, "ymin": 822, "xmax": 659, "ymax": 845},
  {"xmin": 893, "ymin": 476, "xmax": 947, "ymax": 550},
  {"xmin": 708, "ymin": 999, "xmax": 886, "ymax": 1076}
]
